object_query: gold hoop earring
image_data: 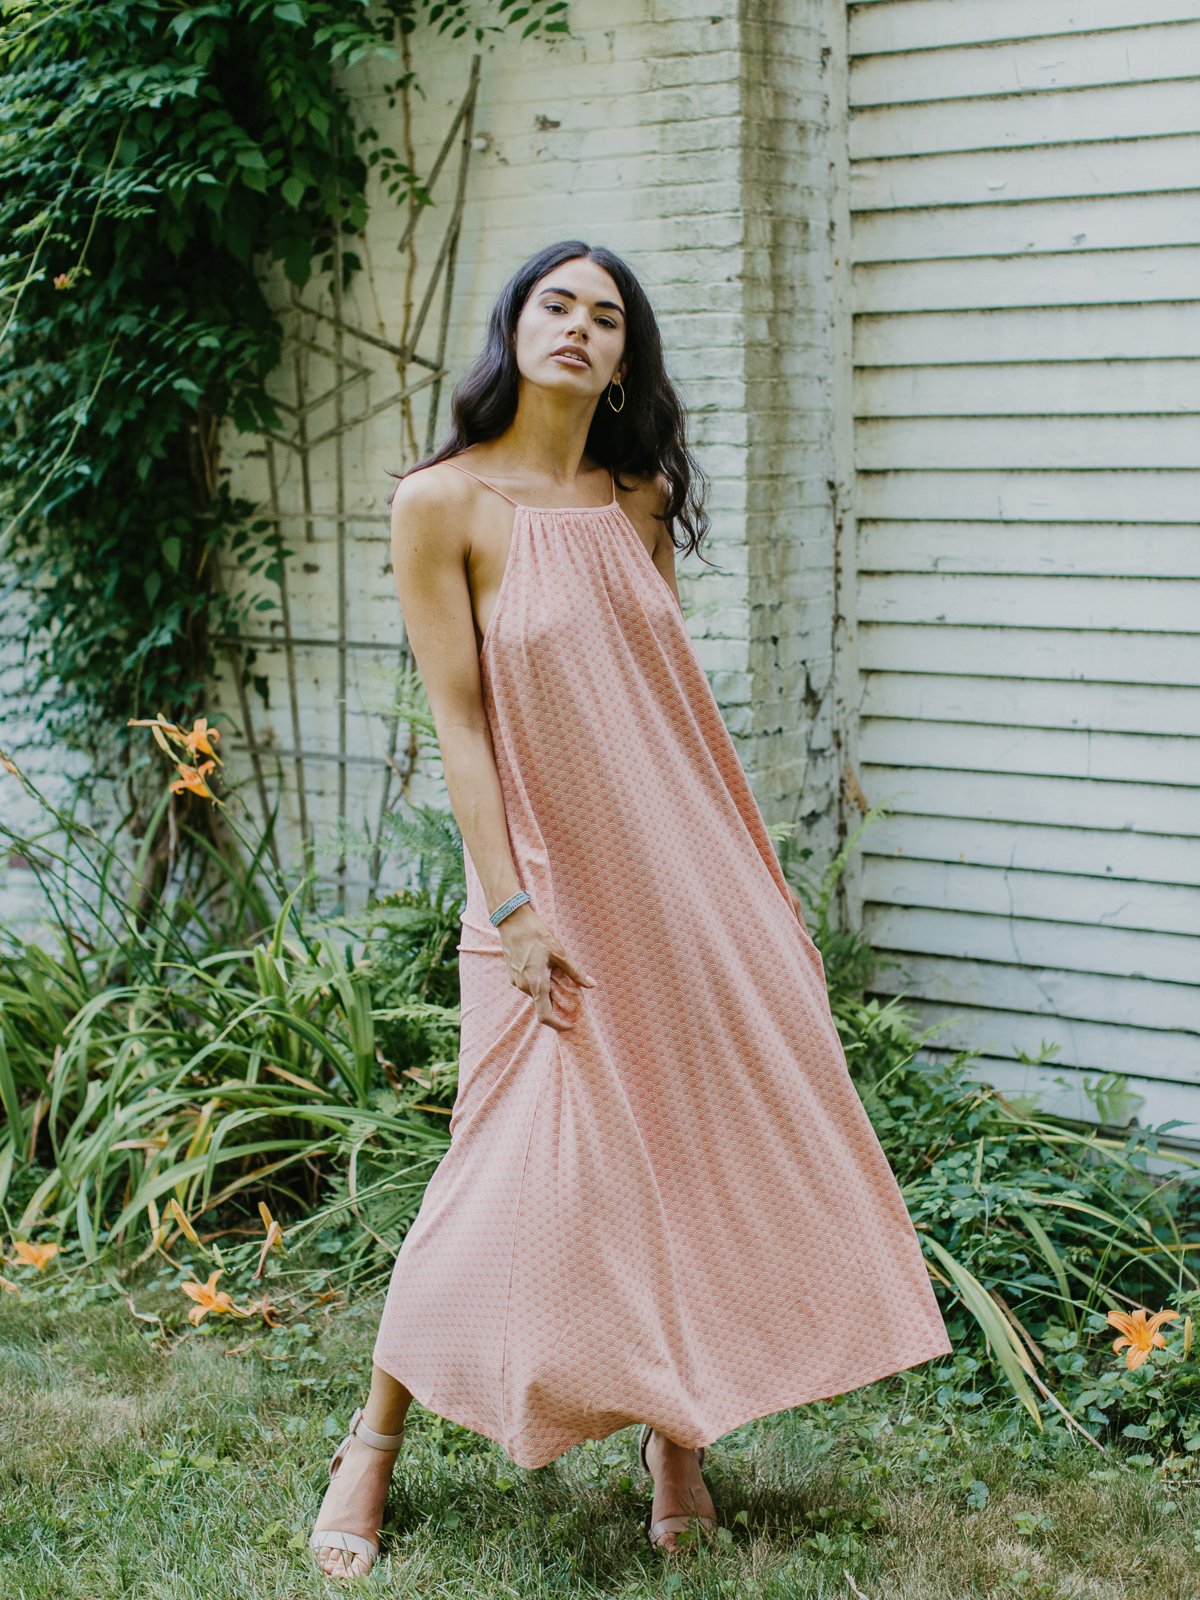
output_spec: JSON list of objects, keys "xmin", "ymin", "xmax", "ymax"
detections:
[{"xmin": 607, "ymin": 378, "xmax": 625, "ymax": 414}]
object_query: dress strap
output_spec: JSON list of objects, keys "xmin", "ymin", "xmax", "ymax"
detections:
[{"xmin": 444, "ymin": 459, "xmax": 521, "ymax": 508}]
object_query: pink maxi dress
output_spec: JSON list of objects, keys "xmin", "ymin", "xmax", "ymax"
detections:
[{"xmin": 371, "ymin": 460, "xmax": 953, "ymax": 1468}]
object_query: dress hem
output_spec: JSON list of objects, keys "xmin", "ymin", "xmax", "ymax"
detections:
[{"xmin": 372, "ymin": 1329, "xmax": 955, "ymax": 1471}]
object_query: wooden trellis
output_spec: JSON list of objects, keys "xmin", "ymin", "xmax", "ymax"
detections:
[{"xmin": 213, "ymin": 56, "xmax": 480, "ymax": 909}]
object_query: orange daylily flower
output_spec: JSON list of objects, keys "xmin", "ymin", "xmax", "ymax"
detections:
[
  {"xmin": 129, "ymin": 713, "xmax": 224, "ymax": 800},
  {"xmin": 128, "ymin": 713, "xmax": 222, "ymax": 762},
  {"xmin": 183, "ymin": 717, "xmax": 222, "ymax": 764},
  {"xmin": 180, "ymin": 1268, "xmax": 246, "ymax": 1325},
  {"xmin": 1106, "ymin": 1304, "xmax": 1181, "ymax": 1370},
  {"xmin": 1, "ymin": 1273, "xmax": 23, "ymax": 1295},
  {"xmin": 53, "ymin": 271, "xmax": 71, "ymax": 289},
  {"xmin": 127, "ymin": 713, "xmax": 190, "ymax": 759},
  {"xmin": 10, "ymin": 1240, "xmax": 59, "ymax": 1271},
  {"xmin": 170, "ymin": 759, "xmax": 217, "ymax": 800}
]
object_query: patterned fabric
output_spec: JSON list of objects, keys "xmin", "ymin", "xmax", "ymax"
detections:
[{"xmin": 371, "ymin": 461, "xmax": 953, "ymax": 1469}]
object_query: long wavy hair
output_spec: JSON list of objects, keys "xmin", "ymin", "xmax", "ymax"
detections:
[{"xmin": 386, "ymin": 240, "xmax": 713, "ymax": 562}]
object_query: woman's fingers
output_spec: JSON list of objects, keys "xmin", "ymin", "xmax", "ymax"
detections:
[
  {"xmin": 499, "ymin": 917, "xmax": 598, "ymax": 1028},
  {"xmin": 551, "ymin": 951, "xmax": 598, "ymax": 988},
  {"xmin": 530, "ymin": 961, "xmax": 596, "ymax": 1031},
  {"xmin": 533, "ymin": 970, "xmax": 573, "ymax": 1031}
]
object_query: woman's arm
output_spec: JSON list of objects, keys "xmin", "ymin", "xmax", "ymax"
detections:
[
  {"xmin": 389, "ymin": 469, "xmax": 522, "ymax": 916},
  {"xmin": 389, "ymin": 468, "xmax": 595, "ymax": 1030}
]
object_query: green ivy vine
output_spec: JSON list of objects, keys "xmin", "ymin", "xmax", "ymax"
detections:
[{"xmin": 0, "ymin": 0, "xmax": 568, "ymax": 794}]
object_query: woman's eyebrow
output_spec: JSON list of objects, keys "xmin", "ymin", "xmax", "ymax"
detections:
[{"xmin": 537, "ymin": 285, "xmax": 625, "ymax": 318}]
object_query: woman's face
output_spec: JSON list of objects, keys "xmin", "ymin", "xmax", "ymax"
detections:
[{"xmin": 513, "ymin": 257, "xmax": 627, "ymax": 400}]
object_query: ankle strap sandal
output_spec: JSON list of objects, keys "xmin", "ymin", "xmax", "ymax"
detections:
[
  {"xmin": 638, "ymin": 1422, "xmax": 718, "ymax": 1551},
  {"xmin": 310, "ymin": 1405, "xmax": 406, "ymax": 1578}
]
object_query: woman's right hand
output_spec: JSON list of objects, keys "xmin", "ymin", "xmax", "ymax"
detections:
[{"xmin": 497, "ymin": 903, "xmax": 597, "ymax": 1031}]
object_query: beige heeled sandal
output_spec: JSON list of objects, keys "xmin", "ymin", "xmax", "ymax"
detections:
[
  {"xmin": 638, "ymin": 1422, "xmax": 718, "ymax": 1551},
  {"xmin": 309, "ymin": 1405, "xmax": 406, "ymax": 1579}
]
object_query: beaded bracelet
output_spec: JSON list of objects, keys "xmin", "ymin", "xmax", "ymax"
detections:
[{"xmin": 489, "ymin": 890, "xmax": 530, "ymax": 926}]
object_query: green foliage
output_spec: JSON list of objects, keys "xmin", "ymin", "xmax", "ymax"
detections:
[
  {"xmin": 0, "ymin": 0, "xmax": 569, "ymax": 772},
  {"xmin": 0, "ymin": 733, "xmax": 464, "ymax": 1271}
]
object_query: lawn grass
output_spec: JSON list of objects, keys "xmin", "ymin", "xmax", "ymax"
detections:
[{"xmin": 1, "ymin": 1243, "xmax": 1195, "ymax": 1600}]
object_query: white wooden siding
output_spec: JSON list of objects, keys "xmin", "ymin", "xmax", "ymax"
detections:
[{"xmin": 846, "ymin": 1, "xmax": 1200, "ymax": 1148}]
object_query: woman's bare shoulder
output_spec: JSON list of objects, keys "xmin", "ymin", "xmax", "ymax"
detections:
[
  {"xmin": 390, "ymin": 458, "xmax": 477, "ymax": 521},
  {"xmin": 388, "ymin": 460, "xmax": 485, "ymax": 572}
]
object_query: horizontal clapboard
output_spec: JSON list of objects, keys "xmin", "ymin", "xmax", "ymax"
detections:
[
  {"xmin": 852, "ymin": 136, "xmax": 1200, "ymax": 210},
  {"xmin": 856, "ymin": 471, "xmax": 1200, "ymax": 523},
  {"xmin": 857, "ymin": 365, "xmax": 1200, "ymax": 417},
  {"xmin": 875, "ymin": 950, "xmax": 1196, "ymax": 1037},
  {"xmin": 858, "ymin": 416, "xmax": 1200, "ymax": 469},
  {"xmin": 854, "ymin": 249, "xmax": 1200, "ymax": 313},
  {"xmin": 858, "ymin": 573, "xmax": 1197, "ymax": 631},
  {"xmin": 860, "ymin": 764, "xmax": 1196, "ymax": 837},
  {"xmin": 849, "ymin": 1, "xmax": 1200, "ymax": 1150},
  {"xmin": 855, "ymin": 304, "xmax": 1200, "ymax": 365},
  {"xmin": 862, "ymin": 718, "xmax": 1199, "ymax": 788},
  {"xmin": 861, "ymin": 673, "xmax": 1200, "ymax": 739},
  {"xmin": 859, "ymin": 625, "xmax": 1200, "ymax": 684},
  {"xmin": 892, "ymin": 999, "xmax": 1196, "ymax": 1085},
  {"xmin": 859, "ymin": 523, "xmax": 1200, "ymax": 576},
  {"xmin": 852, "ymin": 80, "xmax": 1200, "ymax": 160},
  {"xmin": 852, "ymin": 193, "xmax": 1200, "ymax": 262},
  {"xmin": 851, "ymin": 23, "xmax": 1200, "ymax": 106},
  {"xmin": 866, "ymin": 902, "xmax": 1198, "ymax": 986},
  {"xmin": 861, "ymin": 856, "xmax": 1200, "ymax": 938},
  {"xmin": 850, "ymin": 1, "xmax": 1200, "ymax": 55},
  {"xmin": 865, "ymin": 810, "xmax": 1200, "ymax": 898}
]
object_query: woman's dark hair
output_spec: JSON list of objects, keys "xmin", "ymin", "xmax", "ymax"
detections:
[{"xmin": 386, "ymin": 240, "xmax": 712, "ymax": 561}]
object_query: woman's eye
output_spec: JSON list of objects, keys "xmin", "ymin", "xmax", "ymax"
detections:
[{"xmin": 547, "ymin": 303, "xmax": 616, "ymax": 329}]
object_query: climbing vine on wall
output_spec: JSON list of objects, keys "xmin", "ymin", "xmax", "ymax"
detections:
[{"xmin": 0, "ymin": 0, "xmax": 567, "ymax": 784}]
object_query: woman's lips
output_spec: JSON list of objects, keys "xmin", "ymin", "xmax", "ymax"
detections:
[{"xmin": 551, "ymin": 351, "xmax": 589, "ymax": 367}]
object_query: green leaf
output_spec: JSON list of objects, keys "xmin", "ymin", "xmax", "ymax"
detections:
[{"xmin": 921, "ymin": 1235, "xmax": 1044, "ymax": 1425}]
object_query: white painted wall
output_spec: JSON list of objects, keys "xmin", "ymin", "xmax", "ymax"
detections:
[{"xmin": 845, "ymin": 0, "xmax": 1200, "ymax": 1147}]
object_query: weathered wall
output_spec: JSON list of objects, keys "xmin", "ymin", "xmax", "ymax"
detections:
[
  {"xmin": 739, "ymin": 1, "xmax": 845, "ymax": 829},
  {"xmin": 845, "ymin": 0, "xmax": 1200, "ymax": 1147},
  {"xmin": 0, "ymin": 609, "xmax": 100, "ymax": 942}
]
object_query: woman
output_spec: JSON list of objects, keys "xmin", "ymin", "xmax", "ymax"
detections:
[{"xmin": 310, "ymin": 241, "xmax": 953, "ymax": 1578}]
